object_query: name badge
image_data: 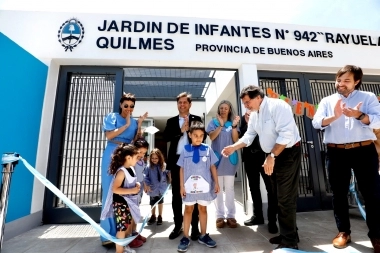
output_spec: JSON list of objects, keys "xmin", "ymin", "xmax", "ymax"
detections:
[
  {"xmin": 185, "ymin": 175, "xmax": 210, "ymax": 194},
  {"xmin": 202, "ymin": 156, "xmax": 207, "ymax": 162}
]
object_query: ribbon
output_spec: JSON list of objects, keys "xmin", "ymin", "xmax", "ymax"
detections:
[
  {"xmin": 273, "ymin": 249, "xmax": 327, "ymax": 253},
  {"xmin": 184, "ymin": 144, "xmax": 208, "ymax": 163},
  {"xmin": 349, "ymin": 169, "xmax": 366, "ymax": 220},
  {"xmin": 1, "ymin": 153, "xmax": 170, "ymax": 246}
]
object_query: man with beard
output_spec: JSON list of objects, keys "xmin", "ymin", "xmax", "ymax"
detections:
[
  {"xmin": 163, "ymin": 92, "xmax": 202, "ymax": 241},
  {"xmin": 312, "ymin": 65, "xmax": 380, "ymax": 252}
]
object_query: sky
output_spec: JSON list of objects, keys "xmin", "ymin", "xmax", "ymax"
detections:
[{"xmin": 1, "ymin": 0, "xmax": 380, "ymax": 31}]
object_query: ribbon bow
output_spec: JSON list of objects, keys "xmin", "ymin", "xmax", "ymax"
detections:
[{"xmin": 184, "ymin": 144, "xmax": 208, "ymax": 163}]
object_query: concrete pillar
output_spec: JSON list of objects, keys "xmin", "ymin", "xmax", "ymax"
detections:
[{"xmin": 237, "ymin": 64, "xmax": 269, "ymax": 220}]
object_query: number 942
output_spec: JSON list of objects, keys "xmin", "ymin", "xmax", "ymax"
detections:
[{"xmin": 294, "ymin": 30, "xmax": 318, "ymax": 42}]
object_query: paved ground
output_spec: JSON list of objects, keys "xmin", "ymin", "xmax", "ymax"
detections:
[{"xmin": 2, "ymin": 187, "xmax": 374, "ymax": 253}]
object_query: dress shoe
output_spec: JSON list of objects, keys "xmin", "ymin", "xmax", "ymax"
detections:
[
  {"xmin": 332, "ymin": 232, "xmax": 351, "ymax": 249},
  {"xmin": 190, "ymin": 230, "xmax": 200, "ymax": 241},
  {"xmin": 216, "ymin": 218, "xmax": 225, "ymax": 228},
  {"xmin": 370, "ymin": 237, "xmax": 380, "ymax": 253},
  {"xmin": 169, "ymin": 227, "xmax": 183, "ymax": 240},
  {"xmin": 269, "ymin": 235, "xmax": 282, "ymax": 244},
  {"xmin": 268, "ymin": 222, "xmax": 278, "ymax": 234},
  {"xmin": 269, "ymin": 233, "xmax": 300, "ymax": 244},
  {"xmin": 227, "ymin": 218, "xmax": 238, "ymax": 228},
  {"xmin": 274, "ymin": 242, "xmax": 298, "ymax": 250},
  {"xmin": 244, "ymin": 216, "xmax": 264, "ymax": 226}
]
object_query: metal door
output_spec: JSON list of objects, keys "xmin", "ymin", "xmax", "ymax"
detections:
[
  {"xmin": 44, "ymin": 67, "xmax": 123, "ymax": 223},
  {"xmin": 258, "ymin": 71, "xmax": 334, "ymax": 211},
  {"xmin": 258, "ymin": 71, "xmax": 380, "ymax": 211}
]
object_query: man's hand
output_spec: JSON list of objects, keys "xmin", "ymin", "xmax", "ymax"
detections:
[
  {"xmin": 262, "ymin": 155, "xmax": 275, "ymax": 175},
  {"xmin": 333, "ymin": 99, "xmax": 344, "ymax": 119},
  {"xmin": 181, "ymin": 117, "xmax": 189, "ymax": 133},
  {"xmin": 221, "ymin": 145, "xmax": 235, "ymax": 157},
  {"xmin": 342, "ymin": 102, "xmax": 363, "ymax": 118},
  {"xmin": 244, "ymin": 110, "xmax": 250, "ymax": 123}
]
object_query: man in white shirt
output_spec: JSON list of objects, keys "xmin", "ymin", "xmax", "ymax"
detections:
[
  {"xmin": 312, "ymin": 65, "xmax": 380, "ymax": 252},
  {"xmin": 222, "ymin": 85, "xmax": 301, "ymax": 250}
]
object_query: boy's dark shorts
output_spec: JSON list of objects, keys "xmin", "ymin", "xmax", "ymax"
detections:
[{"xmin": 150, "ymin": 195, "xmax": 164, "ymax": 206}]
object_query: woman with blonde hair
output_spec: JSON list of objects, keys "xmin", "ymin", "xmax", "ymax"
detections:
[{"xmin": 206, "ymin": 100, "xmax": 240, "ymax": 228}]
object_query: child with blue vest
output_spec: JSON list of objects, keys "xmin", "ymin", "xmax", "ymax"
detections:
[
  {"xmin": 177, "ymin": 121, "xmax": 220, "ymax": 252},
  {"xmin": 144, "ymin": 148, "xmax": 171, "ymax": 225}
]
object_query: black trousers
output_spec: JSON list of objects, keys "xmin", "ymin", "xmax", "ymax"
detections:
[
  {"xmin": 271, "ymin": 144, "xmax": 301, "ymax": 244},
  {"xmin": 327, "ymin": 143, "xmax": 380, "ymax": 239},
  {"xmin": 244, "ymin": 150, "xmax": 277, "ymax": 223},
  {"xmin": 170, "ymin": 158, "xmax": 199, "ymax": 232}
]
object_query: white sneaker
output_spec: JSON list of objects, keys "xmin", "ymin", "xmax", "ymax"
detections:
[{"xmin": 123, "ymin": 245, "xmax": 136, "ymax": 253}]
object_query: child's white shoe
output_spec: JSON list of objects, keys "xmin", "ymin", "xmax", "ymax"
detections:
[{"xmin": 123, "ymin": 245, "xmax": 136, "ymax": 253}]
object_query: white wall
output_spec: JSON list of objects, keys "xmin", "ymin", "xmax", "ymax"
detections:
[
  {"xmin": 2, "ymin": 10, "xmax": 380, "ymax": 74},
  {"xmin": 133, "ymin": 101, "xmax": 205, "ymax": 120}
]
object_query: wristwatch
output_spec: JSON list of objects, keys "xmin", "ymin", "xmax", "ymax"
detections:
[
  {"xmin": 356, "ymin": 112, "xmax": 366, "ymax": 120},
  {"xmin": 232, "ymin": 125, "xmax": 237, "ymax": 129},
  {"xmin": 270, "ymin": 153, "xmax": 277, "ymax": 159}
]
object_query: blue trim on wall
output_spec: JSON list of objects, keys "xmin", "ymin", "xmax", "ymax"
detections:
[{"xmin": 0, "ymin": 32, "xmax": 48, "ymax": 222}]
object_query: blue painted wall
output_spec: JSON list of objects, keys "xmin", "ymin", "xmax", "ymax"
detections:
[{"xmin": 0, "ymin": 32, "xmax": 48, "ymax": 222}]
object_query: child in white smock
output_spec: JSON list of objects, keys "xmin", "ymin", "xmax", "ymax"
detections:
[{"xmin": 176, "ymin": 121, "xmax": 220, "ymax": 252}]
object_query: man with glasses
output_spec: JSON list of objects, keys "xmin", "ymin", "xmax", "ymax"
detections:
[
  {"xmin": 240, "ymin": 109, "xmax": 278, "ymax": 234},
  {"xmin": 164, "ymin": 92, "xmax": 203, "ymax": 240},
  {"xmin": 222, "ymin": 86, "xmax": 301, "ymax": 250},
  {"xmin": 312, "ymin": 65, "xmax": 380, "ymax": 252}
]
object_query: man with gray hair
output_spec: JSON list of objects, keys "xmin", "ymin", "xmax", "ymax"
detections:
[{"xmin": 222, "ymin": 85, "xmax": 301, "ymax": 250}]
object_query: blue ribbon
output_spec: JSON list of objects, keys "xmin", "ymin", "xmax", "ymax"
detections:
[
  {"xmin": 273, "ymin": 249, "xmax": 327, "ymax": 253},
  {"xmin": 184, "ymin": 144, "xmax": 207, "ymax": 163},
  {"xmin": 1, "ymin": 153, "xmax": 170, "ymax": 246},
  {"xmin": 349, "ymin": 169, "xmax": 366, "ymax": 220}
]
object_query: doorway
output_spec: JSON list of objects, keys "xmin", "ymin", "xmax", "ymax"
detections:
[{"xmin": 44, "ymin": 66, "xmax": 240, "ymax": 223}]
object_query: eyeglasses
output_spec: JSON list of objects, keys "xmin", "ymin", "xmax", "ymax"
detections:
[
  {"xmin": 243, "ymin": 99, "xmax": 253, "ymax": 106},
  {"xmin": 123, "ymin": 104, "xmax": 135, "ymax": 109}
]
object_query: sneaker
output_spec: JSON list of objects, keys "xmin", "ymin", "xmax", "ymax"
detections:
[
  {"xmin": 157, "ymin": 215, "xmax": 163, "ymax": 225},
  {"xmin": 123, "ymin": 245, "xmax": 136, "ymax": 253},
  {"xmin": 101, "ymin": 240, "xmax": 114, "ymax": 246},
  {"xmin": 129, "ymin": 237, "xmax": 143, "ymax": 248},
  {"xmin": 216, "ymin": 218, "xmax": 225, "ymax": 228},
  {"xmin": 131, "ymin": 232, "xmax": 146, "ymax": 243},
  {"xmin": 147, "ymin": 215, "xmax": 156, "ymax": 225},
  {"xmin": 177, "ymin": 237, "xmax": 190, "ymax": 252},
  {"xmin": 198, "ymin": 233, "xmax": 217, "ymax": 248}
]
